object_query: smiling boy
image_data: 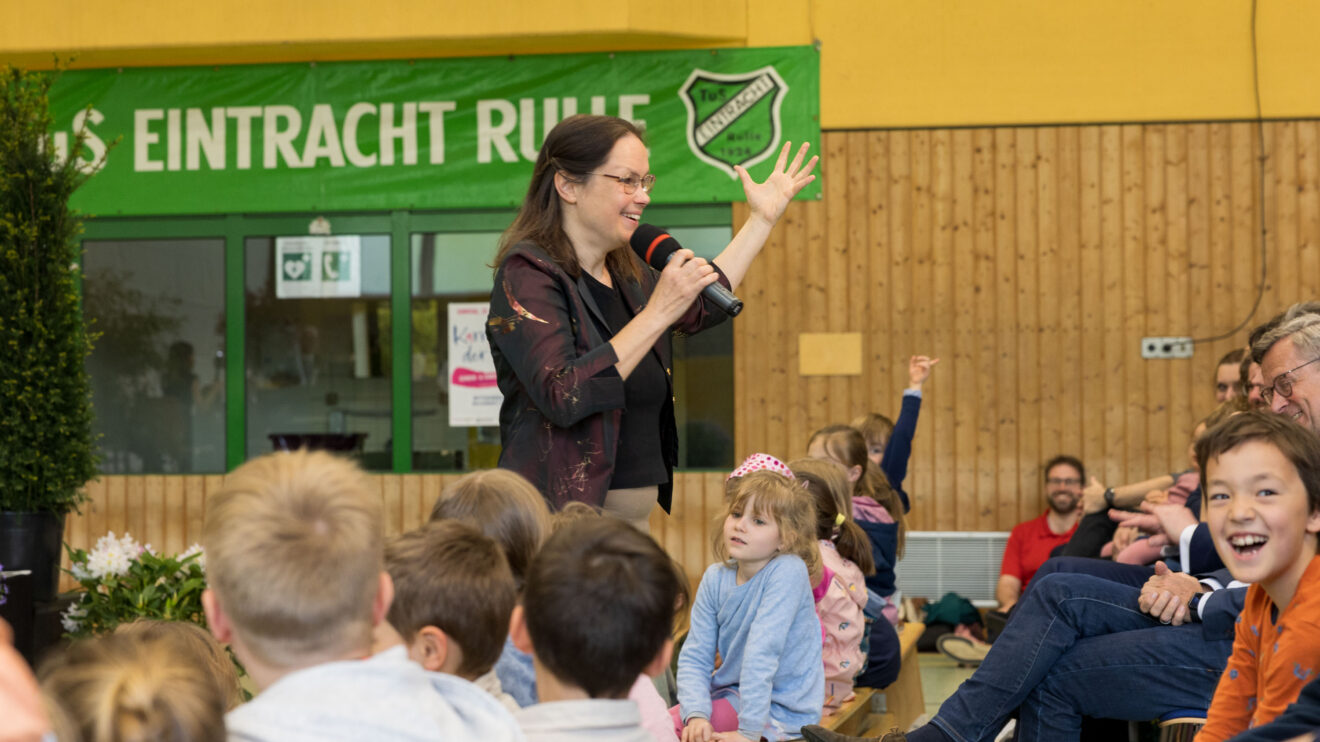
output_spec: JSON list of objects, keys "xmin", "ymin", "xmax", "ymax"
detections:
[{"xmin": 1195, "ymin": 411, "xmax": 1320, "ymax": 740}]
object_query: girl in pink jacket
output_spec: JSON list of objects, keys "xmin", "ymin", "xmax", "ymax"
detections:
[{"xmin": 789, "ymin": 457, "xmax": 877, "ymax": 713}]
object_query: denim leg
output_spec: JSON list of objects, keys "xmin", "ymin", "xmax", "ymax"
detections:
[
  {"xmin": 1016, "ymin": 624, "xmax": 1233, "ymax": 741},
  {"xmin": 926, "ymin": 571, "xmax": 1164, "ymax": 742},
  {"xmin": 1028, "ymin": 556, "xmax": 1155, "ymax": 592}
]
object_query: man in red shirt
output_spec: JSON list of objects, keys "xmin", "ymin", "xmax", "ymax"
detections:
[{"xmin": 996, "ymin": 455, "xmax": 1085, "ymax": 612}]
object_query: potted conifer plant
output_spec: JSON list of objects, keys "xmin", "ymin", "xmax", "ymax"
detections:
[{"xmin": 0, "ymin": 65, "xmax": 99, "ymax": 605}]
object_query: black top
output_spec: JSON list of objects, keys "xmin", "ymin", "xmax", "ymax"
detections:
[{"xmin": 582, "ymin": 270, "xmax": 668, "ymax": 489}]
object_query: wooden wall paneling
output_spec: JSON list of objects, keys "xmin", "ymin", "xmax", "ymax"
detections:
[
  {"xmin": 163, "ymin": 476, "xmax": 185, "ymax": 557},
  {"xmin": 127, "ymin": 476, "xmax": 147, "ymax": 541},
  {"xmin": 1185, "ymin": 125, "xmax": 1213, "ymax": 416},
  {"xmin": 887, "ymin": 131, "xmax": 914, "ymax": 432},
  {"xmin": 947, "ymin": 130, "xmax": 975, "ymax": 532},
  {"xmin": 908, "ymin": 129, "xmax": 934, "ymax": 523},
  {"xmin": 1015, "ymin": 128, "xmax": 1042, "ymax": 521},
  {"xmin": 1230, "ymin": 123, "xmax": 1259, "ymax": 343},
  {"xmin": 1269, "ymin": 124, "xmax": 1292, "ymax": 305},
  {"xmin": 733, "ymin": 203, "xmax": 750, "ymax": 458},
  {"xmin": 70, "ymin": 480, "xmax": 101, "ymax": 553},
  {"xmin": 1036, "ymin": 127, "xmax": 1063, "ymax": 464},
  {"xmin": 1208, "ymin": 124, "xmax": 1235, "ymax": 358},
  {"xmin": 378, "ymin": 475, "xmax": 401, "ymax": 538},
  {"xmin": 1165, "ymin": 125, "xmax": 1194, "ymax": 458},
  {"xmin": 783, "ymin": 172, "xmax": 810, "ymax": 455},
  {"xmin": 704, "ymin": 471, "xmax": 725, "ymax": 577},
  {"xmin": 846, "ymin": 130, "xmax": 872, "ymax": 427},
  {"xmin": 929, "ymin": 129, "xmax": 956, "ymax": 530},
  {"xmin": 1301, "ymin": 123, "xmax": 1320, "ymax": 300},
  {"xmin": 105, "ymin": 476, "xmax": 127, "ymax": 537},
  {"xmin": 1121, "ymin": 125, "xmax": 1148, "ymax": 484},
  {"xmin": 761, "ymin": 198, "xmax": 789, "ymax": 460},
  {"xmin": 418, "ymin": 474, "xmax": 442, "ymax": 519},
  {"xmin": 865, "ymin": 132, "xmax": 892, "ymax": 439},
  {"xmin": 401, "ymin": 474, "xmax": 423, "ymax": 533},
  {"xmin": 1053, "ymin": 127, "xmax": 1084, "ymax": 462},
  {"xmin": 194, "ymin": 476, "xmax": 218, "ymax": 547},
  {"xmin": 824, "ymin": 130, "xmax": 852, "ymax": 426},
  {"xmin": 1143, "ymin": 125, "xmax": 1170, "ymax": 473},
  {"xmin": 804, "ymin": 178, "xmax": 828, "ymax": 439},
  {"xmin": 1078, "ymin": 127, "xmax": 1105, "ymax": 472},
  {"xmin": 83, "ymin": 478, "xmax": 106, "ymax": 550},
  {"xmin": 972, "ymin": 128, "xmax": 999, "ymax": 531},
  {"xmin": 1099, "ymin": 125, "xmax": 1126, "ymax": 489},
  {"xmin": 144, "ymin": 476, "xmax": 165, "ymax": 552},
  {"xmin": 680, "ymin": 471, "xmax": 707, "ymax": 588},
  {"xmin": 733, "ymin": 200, "xmax": 765, "ymax": 456},
  {"xmin": 993, "ymin": 128, "xmax": 1021, "ymax": 527}
]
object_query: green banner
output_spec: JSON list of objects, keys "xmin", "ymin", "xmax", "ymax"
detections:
[{"xmin": 47, "ymin": 47, "xmax": 820, "ymax": 216}]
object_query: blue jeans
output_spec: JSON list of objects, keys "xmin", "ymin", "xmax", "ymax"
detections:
[{"xmin": 927, "ymin": 570, "xmax": 1234, "ymax": 742}]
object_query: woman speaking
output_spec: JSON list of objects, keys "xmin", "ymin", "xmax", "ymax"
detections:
[{"xmin": 487, "ymin": 114, "xmax": 816, "ymax": 529}]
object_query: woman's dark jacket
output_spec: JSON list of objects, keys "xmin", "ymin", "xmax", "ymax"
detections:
[{"xmin": 486, "ymin": 241, "xmax": 731, "ymax": 511}]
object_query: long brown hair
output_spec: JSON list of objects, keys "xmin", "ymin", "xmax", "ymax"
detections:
[
  {"xmin": 810, "ymin": 424, "xmax": 907, "ymax": 558},
  {"xmin": 788, "ymin": 457, "xmax": 876, "ymax": 575},
  {"xmin": 494, "ymin": 114, "xmax": 644, "ymax": 283}
]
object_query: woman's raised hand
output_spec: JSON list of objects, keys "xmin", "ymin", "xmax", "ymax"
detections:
[{"xmin": 735, "ymin": 141, "xmax": 819, "ymax": 227}]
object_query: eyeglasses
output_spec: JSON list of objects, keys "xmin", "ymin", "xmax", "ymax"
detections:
[
  {"xmin": 589, "ymin": 172, "xmax": 656, "ymax": 195},
  {"xmin": 1045, "ymin": 478, "xmax": 1082, "ymax": 487},
  {"xmin": 1262, "ymin": 356, "xmax": 1320, "ymax": 404}
]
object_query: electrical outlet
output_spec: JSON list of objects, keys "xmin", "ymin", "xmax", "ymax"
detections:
[{"xmin": 1141, "ymin": 336, "xmax": 1194, "ymax": 359}]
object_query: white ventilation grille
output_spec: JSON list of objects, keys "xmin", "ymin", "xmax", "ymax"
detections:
[{"xmin": 894, "ymin": 531, "xmax": 1010, "ymax": 605}]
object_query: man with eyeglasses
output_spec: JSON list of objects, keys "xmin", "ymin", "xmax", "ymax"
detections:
[
  {"xmin": 1258, "ymin": 313, "xmax": 1320, "ymax": 436},
  {"xmin": 994, "ymin": 455, "xmax": 1086, "ymax": 613}
]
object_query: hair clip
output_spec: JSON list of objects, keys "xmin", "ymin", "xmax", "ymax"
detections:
[
  {"xmin": 834, "ymin": 512, "xmax": 846, "ymax": 527},
  {"xmin": 727, "ymin": 453, "xmax": 795, "ymax": 481}
]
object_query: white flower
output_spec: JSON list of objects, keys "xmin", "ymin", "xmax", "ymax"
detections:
[
  {"xmin": 70, "ymin": 561, "xmax": 92, "ymax": 581},
  {"xmin": 61, "ymin": 603, "xmax": 86, "ymax": 633},
  {"xmin": 180, "ymin": 543, "xmax": 206, "ymax": 573},
  {"xmin": 85, "ymin": 531, "xmax": 140, "ymax": 579}
]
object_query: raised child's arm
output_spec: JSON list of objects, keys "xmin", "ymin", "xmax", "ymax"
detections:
[{"xmin": 880, "ymin": 355, "xmax": 937, "ymax": 513}]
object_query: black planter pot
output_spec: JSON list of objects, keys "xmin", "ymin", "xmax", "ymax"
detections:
[{"xmin": 0, "ymin": 511, "xmax": 66, "ymax": 603}]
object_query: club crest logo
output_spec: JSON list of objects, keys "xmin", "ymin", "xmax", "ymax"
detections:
[{"xmin": 679, "ymin": 66, "xmax": 789, "ymax": 179}]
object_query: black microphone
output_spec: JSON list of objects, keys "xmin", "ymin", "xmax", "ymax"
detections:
[{"xmin": 629, "ymin": 224, "xmax": 743, "ymax": 317}]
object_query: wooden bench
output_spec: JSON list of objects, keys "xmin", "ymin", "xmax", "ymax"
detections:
[{"xmin": 819, "ymin": 621, "xmax": 926, "ymax": 736}]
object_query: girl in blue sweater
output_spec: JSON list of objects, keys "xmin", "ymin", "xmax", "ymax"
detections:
[{"xmin": 675, "ymin": 467, "xmax": 825, "ymax": 742}]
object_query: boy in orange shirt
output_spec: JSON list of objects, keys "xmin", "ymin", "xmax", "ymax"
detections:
[{"xmin": 1196, "ymin": 411, "xmax": 1320, "ymax": 740}]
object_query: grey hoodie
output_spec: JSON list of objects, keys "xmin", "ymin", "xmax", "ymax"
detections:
[{"xmin": 226, "ymin": 646, "xmax": 526, "ymax": 742}]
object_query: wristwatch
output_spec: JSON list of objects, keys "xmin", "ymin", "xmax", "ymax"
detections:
[
  {"xmin": 1103, "ymin": 487, "xmax": 1116, "ymax": 508},
  {"xmin": 1187, "ymin": 592, "xmax": 1204, "ymax": 622}
]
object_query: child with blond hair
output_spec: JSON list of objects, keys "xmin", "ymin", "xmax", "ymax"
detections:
[
  {"xmin": 114, "ymin": 619, "xmax": 243, "ymax": 710},
  {"xmin": 201, "ymin": 450, "xmax": 521, "ymax": 741},
  {"xmin": 39, "ymin": 630, "xmax": 226, "ymax": 742},
  {"xmin": 675, "ymin": 469, "xmax": 824, "ymax": 742}
]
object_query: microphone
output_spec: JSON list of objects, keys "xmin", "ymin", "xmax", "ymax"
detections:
[{"xmin": 629, "ymin": 224, "xmax": 743, "ymax": 317}]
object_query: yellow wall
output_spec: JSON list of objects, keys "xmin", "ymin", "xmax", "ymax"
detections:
[{"xmin": 6, "ymin": 0, "xmax": 1320, "ymax": 128}]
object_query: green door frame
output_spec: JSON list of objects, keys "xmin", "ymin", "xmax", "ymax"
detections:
[{"xmin": 80, "ymin": 204, "xmax": 731, "ymax": 473}]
